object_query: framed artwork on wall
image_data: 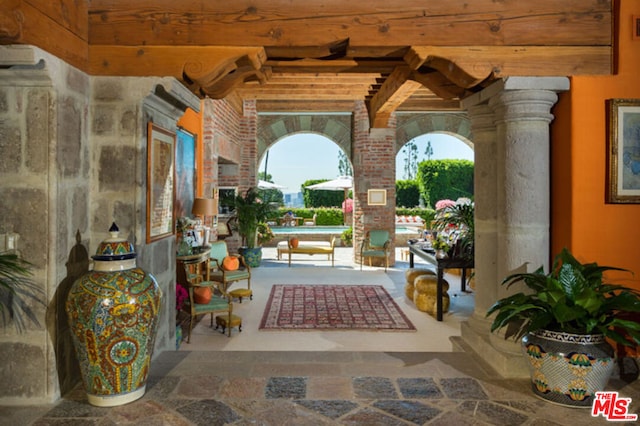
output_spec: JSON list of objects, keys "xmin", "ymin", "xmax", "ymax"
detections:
[
  {"xmin": 367, "ymin": 189, "xmax": 387, "ymax": 206},
  {"xmin": 607, "ymin": 99, "xmax": 640, "ymax": 204},
  {"xmin": 146, "ymin": 122, "xmax": 176, "ymax": 242},
  {"xmin": 175, "ymin": 127, "xmax": 197, "ymax": 220}
]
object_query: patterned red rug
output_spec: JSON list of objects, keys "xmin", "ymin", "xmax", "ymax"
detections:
[{"xmin": 259, "ymin": 284, "xmax": 416, "ymax": 331}]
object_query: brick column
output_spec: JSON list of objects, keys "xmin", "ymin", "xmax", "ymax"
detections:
[{"xmin": 352, "ymin": 102, "xmax": 396, "ymax": 265}]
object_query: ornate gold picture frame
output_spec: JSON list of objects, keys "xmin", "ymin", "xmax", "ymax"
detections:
[
  {"xmin": 607, "ymin": 99, "xmax": 640, "ymax": 204},
  {"xmin": 146, "ymin": 122, "xmax": 176, "ymax": 242}
]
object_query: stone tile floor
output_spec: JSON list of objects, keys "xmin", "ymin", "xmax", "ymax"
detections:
[{"xmin": 4, "ymin": 351, "xmax": 640, "ymax": 425}]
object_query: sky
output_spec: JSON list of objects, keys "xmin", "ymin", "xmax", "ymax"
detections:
[{"xmin": 259, "ymin": 133, "xmax": 474, "ymax": 194}]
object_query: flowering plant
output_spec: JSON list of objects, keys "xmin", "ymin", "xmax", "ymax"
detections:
[
  {"xmin": 176, "ymin": 283, "xmax": 188, "ymax": 312},
  {"xmin": 342, "ymin": 198, "xmax": 353, "ymax": 214},
  {"xmin": 177, "ymin": 217, "xmax": 196, "ymax": 234},
  {"xmin": 257, "ymin": 222, "xmax": 275, "ymax": 245}
]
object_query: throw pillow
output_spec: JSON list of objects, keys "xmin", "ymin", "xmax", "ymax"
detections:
[
  {"xmin": 289, "ymin": 237, "xmax": 299, "ymax": 248},
  {"xmin": 222, "ymin": 256, "xmax": 239, "ymax": 271},
  {"xmin": 193, "ymin": 287, "xmax": 212, "ymax": 304}
]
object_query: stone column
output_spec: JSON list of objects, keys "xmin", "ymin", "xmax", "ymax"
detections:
[
  {"xmin": 459, "ymin": 77, "xmax": 569, "ymax": 377},
  {"xmin": 462, "ymin": 104, "xmax": 498, "ymax": 335}
]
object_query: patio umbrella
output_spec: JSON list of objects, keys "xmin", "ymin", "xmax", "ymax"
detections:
[
  {"xmin": 258, "ymin": 180, "xmax": 285, "ymax": 190},
  {"xmin": 305, "ymin": 175, "xmax": 353, "ymax": 201}
]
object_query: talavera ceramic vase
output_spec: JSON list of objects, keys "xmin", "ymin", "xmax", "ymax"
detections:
[
  {"xmin": 522, "ymin": 330, "xmax": 615, "ymax": 407},
  {"xmin": 66, "ymin": 223, "xmax": 162, "ymax": 407}
]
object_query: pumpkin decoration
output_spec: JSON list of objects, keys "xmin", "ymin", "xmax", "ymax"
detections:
[
  {"xmin": 222, "ymin": 256, "xmax": 240, "ymax": 271},
  {"xmin": 193, "ymin": 287, "xmax": 212, "ymax": 304}
]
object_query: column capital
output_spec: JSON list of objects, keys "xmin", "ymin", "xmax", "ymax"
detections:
[
  {"xmin": 462, "ymin": 76, "xmax": 569, "ymax": 109},
  {"xmin": 489, "ymin": 89, "xmax": 558, "ymax": 124}
]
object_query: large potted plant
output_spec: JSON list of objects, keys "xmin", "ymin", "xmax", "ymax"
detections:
[
  {"xmin": 223, "ymin": 187, "xmax": 275, "ymax": 267},
  {"xmin": 0, "ymin": 252, "xmax": 43, "ymax": 331},
  {"xmin": 487, "ymin": 248, "xmax": 640, "ymax": 407}
]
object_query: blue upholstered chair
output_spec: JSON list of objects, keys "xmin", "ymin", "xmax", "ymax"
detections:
[
  {"xmin": 181, "ymin": 260, "xmax": 232, "ymax": 342},
  {"xmin": 207, "ymin": 241, "xmax": 252, "ymax": 302},
  {"xmin": 360, "ymin": 230, "xmax": 392, "ymax": 271}
]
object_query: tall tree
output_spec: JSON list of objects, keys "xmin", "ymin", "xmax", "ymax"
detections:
[
  {"xmin": 402, "ymin": 141, "xmax": 419, "ymax": 179},
  {"xmin": 425, "ymin": 140, "xmax": 433, "ymax": 160}
]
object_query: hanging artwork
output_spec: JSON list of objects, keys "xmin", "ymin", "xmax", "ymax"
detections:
[
  {"xmin": 175, "ymin": 128, "xmax": 197, "ymax": 219},
  {"xmin": 146, "ymin": 122, "xmax": 176, "ymax": 242},
  {"xmin": 607, "ymin": 99, "xmax": 640, "ymax": 204}
]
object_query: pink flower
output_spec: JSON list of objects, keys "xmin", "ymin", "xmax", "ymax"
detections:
[
  {"xmin": 435, "ymin": 199, "xmax": 456, "ymax": 210},
  {"xmin": 342, "ymin": 198, "xmax": 353, "ymax": 214},
  {"xmin": 176, "ymin": 283, "xmax": 188, "ymax": 311}
]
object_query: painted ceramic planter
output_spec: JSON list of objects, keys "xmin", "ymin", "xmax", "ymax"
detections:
[
  {"xmin": 239, "ymin": 246, "xmax": 262, "ymax": 267},
  {"xmin": 66, "ymin": 224, "xmax": 162, "ymax": 407},
  {"xmin": 522, "ymin": 330, "xmax": 615, "ymax": 407}
]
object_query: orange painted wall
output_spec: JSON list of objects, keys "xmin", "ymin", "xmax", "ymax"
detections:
[
  {"xmin": 177, "ymin": 105, "xmax": 204, "ymax": 196},
  {"xmin": 552, "ymin": 0, "xmax": 640, "ymax": 289}
]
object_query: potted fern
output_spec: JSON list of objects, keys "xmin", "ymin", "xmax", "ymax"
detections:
[{"xmin": 487, "ymin": 248, "xmax": 640, "ymax": 407}]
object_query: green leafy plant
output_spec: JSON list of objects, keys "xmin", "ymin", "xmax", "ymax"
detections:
[
  {"xmin": 0, "ymin": 252, "xmax": 44, "ymax": 332},
  {"xmin": 432, "ymin": 200, "xmax": 474, "ymax": 259},
  {"xmin": 222, "ymin": 187, "xmax": 276, "ymax": 248},
  {"xmin": 257, "ymin": 222, "xmax": 275, "ymax": 246},
  {"xmin": 341, "ymin": 227, "xmax": 353, "ymax": 247},
  {"xmin": 487, "ymin": 248, "xmax": 640, "ymax": 346}
]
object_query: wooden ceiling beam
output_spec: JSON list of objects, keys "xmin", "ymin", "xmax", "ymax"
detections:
[
  {"xmin": 88, "ymin": 0, "xmax": 611, "ymax": 48},
  {"xmin": 1, "ymin": 0, "xmax": 89, "ymax": 70},
  {"xmin": 405, "ymin": 46, "xmax": 613, "ymax": 85},
  {"xmin": 256, "ymin": 99, "xmax": 357, "ymax": 112},
  {"xmin": 367, "ymin": 66, "xmax": 423, "ymax": 128}
]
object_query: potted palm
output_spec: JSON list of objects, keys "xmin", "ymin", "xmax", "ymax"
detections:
[
  {"xmin": 222, "ymin": 187, "xmax": 276, "ymax": 267},
  {"xmin": 0, "ymin": 252, "xmax": 43, "ymax": 331},
  {"xmin": 487, "ymin": 248, "xmax": 640, "ymax": 407}
]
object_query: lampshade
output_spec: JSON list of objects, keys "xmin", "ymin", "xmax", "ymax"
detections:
[{"xmin": 191, "ymin": 198, "xmax": 217, "ymax": 217}]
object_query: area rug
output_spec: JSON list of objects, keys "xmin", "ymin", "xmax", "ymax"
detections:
[{"xmin": 259, "ymin": 284, "xmax": 416, "ymax": 331}]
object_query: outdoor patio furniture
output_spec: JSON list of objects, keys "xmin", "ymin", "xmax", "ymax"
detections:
[
  {"xmin": 208, "ymin": 241, "xmax": 253, "ymax": 302},
  {"xmin": 302, "ymin": 213, "xmax": 317, "ymax": 226},
  {"xmin": 360, "ymin": 230, "xmax": 392, "ymax": 271}
]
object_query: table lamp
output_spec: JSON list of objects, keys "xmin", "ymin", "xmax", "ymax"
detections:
[{"xmin": 191, "ymin": 198, "xmax": 217, "ymax": 245}]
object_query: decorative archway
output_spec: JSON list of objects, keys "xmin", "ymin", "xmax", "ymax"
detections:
[{"xmin": 257, "ymin": 113, "xmax": 352, "ymax": 160}]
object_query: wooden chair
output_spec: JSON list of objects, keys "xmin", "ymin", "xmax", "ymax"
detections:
[
  {"xmin": 181, "ymin": 260, "xmax": 233, "ymax": 342},
  {"xmin": 207, "ymin": 241, "xmax": 252, "ymax": 302},
  {"xmin": 303, "ymin": 213, "xmax": 317, "ymax": 226},
  {"xmin": 360, "ymin": 230, "xmax": 392, "ymax": 271}
]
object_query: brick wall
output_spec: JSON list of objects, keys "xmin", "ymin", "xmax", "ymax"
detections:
[{"xmin": 352, "ymin": 101, "xmax": 397, "ymax": 266}]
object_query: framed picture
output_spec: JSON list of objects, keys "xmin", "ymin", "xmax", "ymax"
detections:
[
  {"xmin": 175, "ymin": 128, "xmax": 197, "ymax": 219},
  {"xmin": 146, "ymin": 122, "xmax": 176, "ymax": 242},
  {"xmin": 367, "ymin": 189, "xmax": 387, "ymax": 205},
  {"xmin": 218, "ymin": 187, "xmax": 237, "ymax": 214},
  {"xmin": 607, "ymin": 99, "xmax": 640, "ymax": 204}
]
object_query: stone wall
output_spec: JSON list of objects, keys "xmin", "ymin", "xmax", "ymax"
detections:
[
  {"xmin": 0, "ymin": 46, "xmax": 91, "ymax": 404},
  {"xmin": 0, "ymin": 45, "xmax": 200, "ymax": 405}
]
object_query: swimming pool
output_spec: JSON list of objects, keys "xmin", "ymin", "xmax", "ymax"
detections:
[{"xmin": 271, "ymin": 225, "xmax": 419, "ymax": 235}]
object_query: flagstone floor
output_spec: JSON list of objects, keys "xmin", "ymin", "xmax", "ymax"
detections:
[{"xmin": 3, "ymin": 248, "xmax": 640, "ymax": 425}]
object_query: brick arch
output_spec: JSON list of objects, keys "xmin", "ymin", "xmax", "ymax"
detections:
[
  {"xmin": 395, "ymin": 113, "xmax": 473, "ymax": 154},
  {"xmin": 257, "ymin": 114, "xmax": 352, "ymax": 160}
]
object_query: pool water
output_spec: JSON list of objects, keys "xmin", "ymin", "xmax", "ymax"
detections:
[{"xmin": 272, "ymin": 226, "xmax": 419, "ymax": 235}]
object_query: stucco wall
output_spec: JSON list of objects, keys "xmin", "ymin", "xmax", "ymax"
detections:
[{"xmin": 551, "ymin": 0, "xmax": 640, "ymax": 289}]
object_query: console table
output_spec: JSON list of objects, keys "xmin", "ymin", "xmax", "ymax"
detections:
[{"xmin": 408, "ymin": 244, "xmax": 474, "ymax": 321}]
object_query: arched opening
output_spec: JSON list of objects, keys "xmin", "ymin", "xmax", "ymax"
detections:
[{"xmin": 259, "ymin": 132, "xmax": 352, "ymax": 208}]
